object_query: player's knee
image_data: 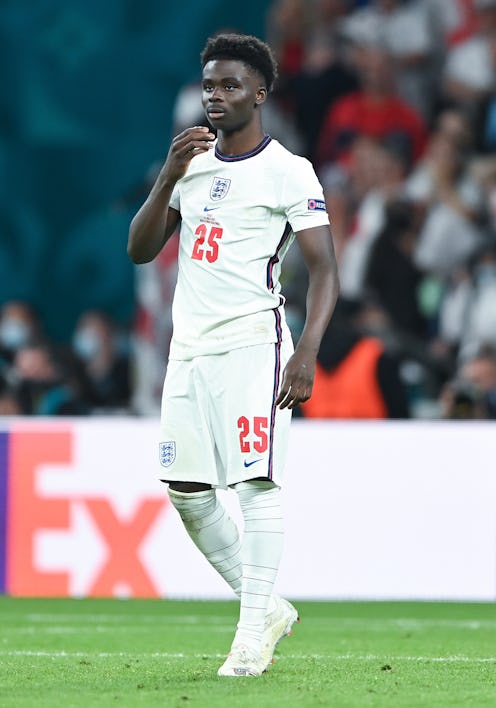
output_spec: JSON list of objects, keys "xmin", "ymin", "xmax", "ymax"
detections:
[
  {"xmin": 168, "ymin": 485, "xmax": 217, "ymax": 523},
  {"xmin": 234, "ymin": 479, "xmax": 281, "ymax": 512}
]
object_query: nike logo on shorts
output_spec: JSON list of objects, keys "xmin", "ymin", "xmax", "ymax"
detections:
[
  {"xmin": 244, "ymin": 459, "xmax": 263, "ymax": 468},
  {"xmin": 203, "ymin": 206, "xmax": 220, "ymax": 212}
]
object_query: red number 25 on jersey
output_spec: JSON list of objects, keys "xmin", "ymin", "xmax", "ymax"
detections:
[{"xmin": 191, "ymin": 224, "xmax": 223, "ymax": 263}]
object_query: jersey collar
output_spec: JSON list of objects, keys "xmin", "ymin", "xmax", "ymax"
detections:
[{"xmin": 215, "ymin": 135, "xmax": 272, "ymax": 162}]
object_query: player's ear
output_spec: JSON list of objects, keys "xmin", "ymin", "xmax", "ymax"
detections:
[{"xmin": 254, "ymin": 86, "xmax": 267, "ymax": 107}]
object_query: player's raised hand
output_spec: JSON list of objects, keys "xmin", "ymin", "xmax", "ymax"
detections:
[
  {"xmin": 159, "ymin": 127, "xmax": 215, "ymax": 184},
  {"xmin": 276, "ymin": 350, "xmax": 316, "ymax": 410}
]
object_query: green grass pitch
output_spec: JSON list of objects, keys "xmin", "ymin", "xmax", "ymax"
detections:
[{"xmin": 0, "ymin": 598, "xmax": 495, "ymax": 707}]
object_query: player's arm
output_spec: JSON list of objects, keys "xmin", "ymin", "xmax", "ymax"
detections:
[
  {"xmin": 276, "ymin": 225, "xmax": 339, "ymax": 409},
  {"xmin": 127, "ymin": 126, "xmax": 215, "ymax": 264}
]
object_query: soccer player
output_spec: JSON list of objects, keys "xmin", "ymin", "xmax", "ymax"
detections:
[{"xmin": 128, "ymin": 33, "xmax": 339, "ymax": 677}]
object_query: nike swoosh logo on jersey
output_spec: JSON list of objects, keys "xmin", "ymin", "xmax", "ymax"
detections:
[
  {"xmin": 244, "ymin": 459, "xmax": 263, "ymax": 467},
  {"xmin": 203, "ymin": 206, "xmax": 220, "ymax": 212}
]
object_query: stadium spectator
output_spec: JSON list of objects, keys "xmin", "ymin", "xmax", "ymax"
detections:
[
  {"xmin": 272, "ymin": 135, "xmax": 406, "ymax": 340},
  {"xmin": 278, "ymin": 32, "xmax": 359, "ymax": 161},
  {"xmin": 300, "ymin": 299, "xmax": 410, "ymax": 418},
  {"xmin": 273, "ymin": 0, "xmax": 358, "ymax": 160},
  {"xmin": 0, "ymin": 301, "xmax": 43, "ymax": 364},
  {"xmin": 72, "ymin": 310, "xmax": 131, "ymax": 412},
  {"xmin": 405, "ymin": 115, "xmax": 485, "ymax": 277},
  {"xmin": 364, "ymin": 199, "xmax": 427, "ymax": 339},
  {"xmin": 341, "ymin": 0, "xmax": 437, "ymax": 118},
  {"xmin": 439, "ymin": 344, "xmax": 496, "ymax": 419},
  {"xmin": 326, "ymin": 135, "xmax": 410, "ymax": 297},
  {"xmin": 10, "ymin": 342, "xmax": 90, "ymax": 415},
  {"xmin": 315, "ymin": 43, "xmax": 427, "ymax": 172}
]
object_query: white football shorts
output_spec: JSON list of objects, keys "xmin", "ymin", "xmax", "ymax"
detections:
[{"xmin": 158, "ymin": 339, "xmax": 293, "ymax": 488}]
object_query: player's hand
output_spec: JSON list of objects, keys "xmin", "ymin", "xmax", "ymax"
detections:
[
  {"xmin": 159, "ymin": 126, "xmax": 215, "ymax": 184},
  {"xmin": 276, "ymin": 350, "xmax": 316, "ymax": 410}
]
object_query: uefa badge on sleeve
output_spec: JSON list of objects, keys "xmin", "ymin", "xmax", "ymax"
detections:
[
  {"xmin": 159, "ymin": 441, "xmax": 176, "ymax": 467},
  {"xmin": 307, "ymin": 198, "xmax": 326, "ymax": 211}
]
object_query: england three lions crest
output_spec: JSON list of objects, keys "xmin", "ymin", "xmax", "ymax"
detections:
[
  {"xmin": 210, "ymin": 176, "xmax": 231, "ymax": 201},
  {"xmin": 159, "ymin": 441, "xmax": 176, "ymax": 467}
]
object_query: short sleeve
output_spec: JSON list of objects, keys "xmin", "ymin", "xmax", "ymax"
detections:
[
  {"xmin": 282, "ymin": 157, "xmax": 330, "ymax": 233},
  {"xmin": 169, "ymin": 184, "xmax": 180, "ymax": 212}
]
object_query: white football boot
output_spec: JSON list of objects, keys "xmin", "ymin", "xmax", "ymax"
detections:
[
  {"xmin": 260, "ymin": 596, "xmax": 299, "ymax": 667},
  {"xmin": 217, "ymin": 644, "xmax": 268, "ymax": 677}
]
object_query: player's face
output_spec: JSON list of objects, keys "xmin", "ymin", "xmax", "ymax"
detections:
[{"xmin": 201, "ymin": 59, "xmax": 266, "ymax": 133}]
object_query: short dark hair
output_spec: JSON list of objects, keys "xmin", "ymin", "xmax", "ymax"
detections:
[{"xmin": 201, "ymin": 33, "xmax": 278, "ymax": 92}]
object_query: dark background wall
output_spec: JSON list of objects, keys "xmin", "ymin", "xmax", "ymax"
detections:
[{"xmin": 0, "ymin": 0, "xmax": 271, "ymax": 340}]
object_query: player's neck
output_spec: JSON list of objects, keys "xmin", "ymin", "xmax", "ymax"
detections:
[{"xmin": 216, "ymin": 123, "xmax": 266, "ymax": 157}]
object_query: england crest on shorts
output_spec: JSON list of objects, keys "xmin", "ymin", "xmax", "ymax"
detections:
[
  {"xmin": 159, "ymin": 441, "xmax": 176, "ymax": 467},
  {"xmin": 210, "ymin": 176, "xmax": 231, "ymax": 201}
]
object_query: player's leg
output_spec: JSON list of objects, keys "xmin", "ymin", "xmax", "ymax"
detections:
[
  {"xmin": 216, "ymin": 341, "xmax": 296, "ymax": 676},
  {"xmin": 167, "ymin": 484, "xmax": 242, "ymax": 597},
  {"xmin": 217, "ymin": 478, "xmax": 297, "ymax": 676},
  {"xmin": 233, "ymin": 479, "xmax": 284, "ymax": 647},
  {"xmin": 159, "ymin": 358, "xmax": 243, "ymax": 596}
]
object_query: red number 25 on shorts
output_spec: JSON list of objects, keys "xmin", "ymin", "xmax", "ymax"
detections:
[{"xmin": 237, "ymin": 416, "xmax": 269, "ymax": 453}]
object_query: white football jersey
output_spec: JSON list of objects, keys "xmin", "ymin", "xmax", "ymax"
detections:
[{"xmin": 168, "ymin": 136, "xmax": 329, "ymax": 359}]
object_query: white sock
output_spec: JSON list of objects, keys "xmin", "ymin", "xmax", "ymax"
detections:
[
  {"xmin": 234, "ymin": 481, "xmax": 284, "ymax": 651},
  {"xmin": 168, "ymin": 488, "xmax": 242, "ymax": 597}
]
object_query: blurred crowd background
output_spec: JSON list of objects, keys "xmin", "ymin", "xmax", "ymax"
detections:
[{"xmin": 2, "ymin": 0, "xmax": 496, "ymax": 421}]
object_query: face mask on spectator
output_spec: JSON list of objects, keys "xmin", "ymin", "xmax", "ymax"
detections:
[
  {"xmin": 73, "ymin": 328, "xmax": 101, "ymax": 360},
  {"xmin": 0, "ymin": 318, "xmax": 31, "ymax": 350}
]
